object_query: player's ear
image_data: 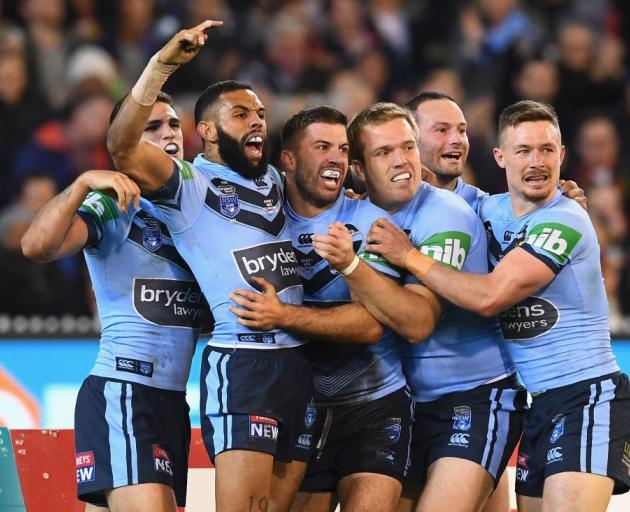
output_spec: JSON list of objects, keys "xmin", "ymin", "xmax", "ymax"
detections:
[
  {"xmin": 493, "ymin": 147, "xmax": 505, "ymax": 169},
  {"xmin": 280, "ymin": 149, "xmax": 296, "ymax": 174},
  {"xmin": 197, "ymin": 120, "xmax": 217, "ymax": 144},
  {"xmin": 351, "ymin": 160, "xmax": 366, "ymax": 180}
]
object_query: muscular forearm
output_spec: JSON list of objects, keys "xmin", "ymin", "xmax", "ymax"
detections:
[
  {"xmin": 407, "ymin": 250, "xmax": 503, "ymax": 317},
  {"xmin": 280, "ymin": 302, "xmax": 383, "ymax": 344},
  {"xmin": 21, "ymin": 181, "xmax": 90, "ymax": 261},
  {"xmin": 107, "ymin": 56, "xmax": 178, "ymax": 192},
  {"xmin": 344, "ymin": 261, "xmax": 441, "ymax": 342}
]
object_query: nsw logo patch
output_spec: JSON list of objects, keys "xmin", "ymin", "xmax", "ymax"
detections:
[
  {"xmin": 453, "ymin": 406, "xmax": 472, "ymax": 431},
  {"xmin": 142, "ymin": 218, "xmax": 162, "ymax": 252}
]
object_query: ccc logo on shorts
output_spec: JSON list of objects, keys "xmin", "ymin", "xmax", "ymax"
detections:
[
  {"xmin": 449, "ymin": 433, "xmax": 470, "ymax": 447},
  {"xmin": 546, "ymin": 447, "xmax": 563, "ymax": 463}
]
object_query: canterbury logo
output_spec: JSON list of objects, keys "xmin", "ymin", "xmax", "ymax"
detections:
[
  {"xmin": 298, "ymin": 233, "xmax": 313, "ymax": 245},
  {"xmin": 547, "ymin": 447, "xmax": 563, "ymax": 462},
  {"xmin": 449, "ymin": 433, "xmax": 470, "ymax": 446}
]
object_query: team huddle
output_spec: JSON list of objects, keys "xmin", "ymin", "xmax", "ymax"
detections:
[{"xmin": 21, "ymin": 21, "xmax": 630, "ymax": 512}]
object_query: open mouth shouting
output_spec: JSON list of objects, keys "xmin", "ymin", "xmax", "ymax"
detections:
[
  {"xmin": 243, "ymin": 132, "xmax": 265, "ymax": 159},
  {"xmin": 320, "ymin": 167, "xmax": 343, "ymax": 190}
]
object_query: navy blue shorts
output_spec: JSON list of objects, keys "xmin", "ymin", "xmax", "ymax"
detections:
[
  {"xmin": 300, "ymin": 386, "xmax": 414, "ymax": 492},
  {"xmin": 408, "ymin": 374, "xmax": 527, "ymax": 486},
  {"xmin": 200, "ymin": 344, "xmax": 314, "ymax": 463},
  {"xmin": 74, "ymin": 375, "xmax": 190, "ymax": 507},
  {"xmin": 516, "ymin": 372, "xmax": 630, "ymax": 497}
]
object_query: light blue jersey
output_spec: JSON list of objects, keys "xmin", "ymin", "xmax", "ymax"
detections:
[
  {"xmin": 287, "ymin": 192, "xmax": 406, "ymax": 406},
  {"xmin": 481, "ymin": 189, "xmax": 618, "ymax": 392},
  {"xmin": 79, "ymin": 192, "xmax": 209, "ymax": 391},
  {"xmin": 146, "ymin": 156, "xmax": 304, "ymax": 349},
  {"xmin": 395, "ymin": 183, "xmax": 514, "ymax": 402},
  {"xmin": 453, "ymin": 177, "xmax": 488, "ymax": 214}
]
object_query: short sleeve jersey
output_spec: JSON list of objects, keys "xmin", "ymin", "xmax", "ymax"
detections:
[
  {"xmin": 395, "ymin": 183, "xmax": 514, "ymax": 402},
  {"xmin": 453, "ymin": 177, "xmax": 489, "ymax": 214},
  {"xmin": 287, "ymin": 192, "xmax": 406, "ymax": 406},
  {"xmin": 145, "ymin": 155, "xmax": 304, "ymax": 349},
  {"xmin": 480, "ymin": 190, "xmax": 618, "ymax": 392},
  {"xmin": 79, "ymin": 192, "xmax": 209, "ymax": 391}
]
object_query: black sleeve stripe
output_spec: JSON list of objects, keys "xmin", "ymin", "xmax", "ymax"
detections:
[
  {"xmin": 143, "ymin": 160, "xmax": 181, "ymax": 202},
  {"xmin": 520, "ymin": 243, "xmax": 561, "ymax": 274},
  {"xmin": 76, "ymin": 210, "xmax": 101, "ymax": 247}
]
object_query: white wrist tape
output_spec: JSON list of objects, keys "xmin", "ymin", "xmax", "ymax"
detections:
[
  {"xmin": 130, "ymin": 54, "xmax": 179, "ymax": 106},
  {"xmin": 340, "ymin": 255, "xmax": 360, "ymax": 276}
]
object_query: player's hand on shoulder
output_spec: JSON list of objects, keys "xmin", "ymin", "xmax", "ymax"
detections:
[
  {"xmin": 158, "ymin": 20, "xmax": 223, "ymax": 66},
  {"xmin": 76, "ymin": 170, "xmax": 141, "ymax": 213},
  {"xmin": 559, "ymin": 179, "xmax": 587, "ymax": 211},
  {"xmin": 366, "ymin": 218, "xmax": 413, "ymax": 268}
]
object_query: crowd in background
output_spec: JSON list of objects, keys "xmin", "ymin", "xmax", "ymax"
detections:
[{"xmin": 0, "ymin": 0, "xmax": 629, "ymax": 334}]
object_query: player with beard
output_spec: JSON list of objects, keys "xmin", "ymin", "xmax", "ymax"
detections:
[
  {"xmin": 313, "ymin": 103, "xmax": 527, "ymax": 512},
  {"xmin": 227, "ymin": 107, "xmax": 441, "ymax": 512},
  {"xmin": 106, "ymin": 21, "xmax": 315, "ymax": 512},
  {"xmin": 353, "ymin": 100, "xmax": 630, "ymax": 512},
  {"xmin": 21, "ymin": 92, "xmax": 211, "ymax": 512}
]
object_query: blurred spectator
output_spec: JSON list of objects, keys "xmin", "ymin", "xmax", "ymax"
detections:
[
  {"xmin": 0, "ymin": 172, "xmax": 91, "ymax": 316},
  {"xmin": 20, "ymin": 0, "xmax": 73, "ymax": 108},
  {"xmin": 238, "ymin": 12, "xmax": 329, "ymax": 95},
  {"xmin": 554, "ymin": 21, "xmax": 625, "ymax": 145},
  {"xmin": 66, "ymin": 45, "xmax": 125, "ymax": 98},
  {"xmin": 0, "ymin": 173, "xmax": 56, "ymax": 251},
  {"xmin": 511, "ymin": 58, "xmax": 560, "ymax": 107},
  {"xmin": 0, "ymin": 52, "xmax": 53, "ymax": 204},
  {"xmin": 569, "ymin": 114, "xmax": 630, "ymax": 327},
  {"xmin": 102, "ymin": 0, "xmax": 168, "ymax": 88},
  {"xmin": 11, "ymin": 92, "xmax": 113, "ymax": 193}
]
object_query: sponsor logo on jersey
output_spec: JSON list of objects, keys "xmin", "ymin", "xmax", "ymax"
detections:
[
  {"xmin": 133, "ymin": 278, "xmax": 210, "ymax": 328},
  {"xmin": 453, "ymin": 406, "xmax": 472, "ymax": 431},
  {"xmin": 76, "ymin": 451, "xmax": 96, "ymax": 483},
  {"xmin": 550, "ymin": 415, "xmax": 565, "ymax": 443},
  {"xmin": 449, "ymin": 433, "xmax": 470, "ymax": 447},
  {"xmin": 419, "ymin": 231, "xmax": 471, "ymax": 270},
  {"xmin": 233, "ymin": 241, "xmax": 302, "ymax": 293},
  {"xmin": 384, "ymin": 417, "xmax": 402, "ymax": 444},
  {"xmin": 296, "ymin": 434, "xmax": 312, "ymax": 449},
  {"xmin": 499, "ymin": 296, "xmax": 559, "ymax": 339},
  {"xmin": 304, "ymin": 401, "xmax": 317, "ymax": 429},
  {"xmin": 237, "ymin": 333, "xmax": 276, "ymax": 344},
  {"xmin": 516, "ymin": 452, "xmax": 529, "ymax": 481},
  {"xmin": 526, "ymin": 222, "xmax": 582, "ymax": 265},
  {"xmin": 253, "ymin": 177, "xmax": 267, "ymax": 189},
  {"xmin": 115, "ymin": 357, "xmax": 154, "ymax": 377},
  {"xmin": 153, "ymin": 445, "xmax": 173, "ymax": 475},
  {"xmin": 249, "ymin": 415, "xmax": 278, "ymax": 440},
  {"xmin": 142, "ymin": 218, "xmax": 162, "ymax": 252},
  {"xmin": 297, "ymin": 233, "xmax": 314, "ymax": 246},
  {"xmin": 547, "ymin": 447, "xmax": 563, "ymax": 464}
]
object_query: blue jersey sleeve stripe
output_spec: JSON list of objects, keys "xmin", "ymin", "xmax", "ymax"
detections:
[
  {"xmin": 144, "ymin": 160, "xmax": 181, "ymax": 202},
  {"xmin": 520, "ymin": 244, "xmax": 561, "ymax": 274},
  {"xmin": 76, "ymin": 210, "xmax": 102, "ymax": 247}
]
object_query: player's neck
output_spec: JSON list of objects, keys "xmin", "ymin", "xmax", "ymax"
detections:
[
  {"xmin": 286, "ymin": 186, "xmax": 334, "ymax": 218},
  {"xmin": 435, "ymin": 175, "xmax": 458, "ymax": 191},
  {"xmin": 509, "ymin": 190, "xmax": 556, "ymax": 218}
]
